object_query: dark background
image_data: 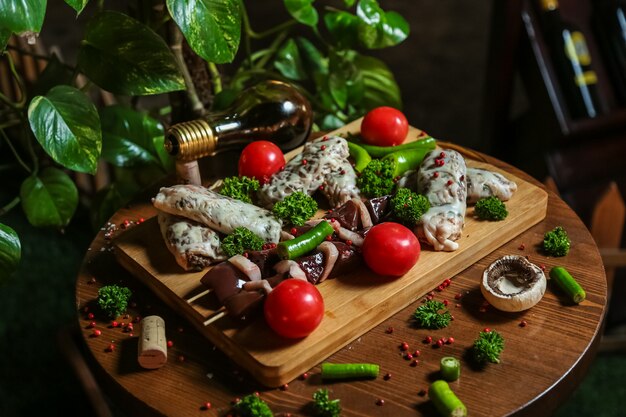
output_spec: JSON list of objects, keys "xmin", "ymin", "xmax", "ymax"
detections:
[{"xmin": 1, "ymin": 1, "xmax": 625, "ymax": 416}]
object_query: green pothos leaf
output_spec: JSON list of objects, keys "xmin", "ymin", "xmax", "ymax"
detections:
[
  {"xmin": 0, "ymin": 0, "xmax": 46, "ymax": 35},
  {"xmin": 167, "ymin": 0, "xmax": 241, "ymax": 64},
  {"xmin": 324, "ymin": 11, "xmax": 359, "ymax": 49},
  {"xmin": 0, "ymin": 223, "xmax": 21, "ymax": 283},
  {"xmin": 274, "ymin": 38, "xmax": 307, "ymax": 81},
  {"xmin": 354, "ymin": 53, "xmax": 401, "ymax": 110},
  {"xmin": 100, "ymin": 105, "xmax": 164, "ymax": 168},
  {"xmin": 20, "ymin": 167, "xmax": 79, "ymax": 228},
  {"xmin": 343, "ymin": 0, "xmax": 356, "ymax": 6},
  {"xmin": 28, "ymin": 85, "xmax": 102, "ymax": 174},
  {"xmin": 78, "ymin": 11, "xmax": 185, "ymax": 95},
  {"xmin": 356, "ymin": 0, "xmax": 409, "ymax": 49},
  {"xmin": 64, "ymin": 0, "xmax": 88, "ymax": 14},
  {"xmin": 284, "ymin": 0, "xmax": 318, "ymax": 27}
]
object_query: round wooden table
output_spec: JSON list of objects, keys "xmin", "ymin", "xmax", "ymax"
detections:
[{"xmin": 75, "ymin": 149, "xmax": 607, "ymax": 417}]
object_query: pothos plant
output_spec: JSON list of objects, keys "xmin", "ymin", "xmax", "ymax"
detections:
[{"xmin": 0, "ymin": 0, "xmax": 408, "ymax": 282}]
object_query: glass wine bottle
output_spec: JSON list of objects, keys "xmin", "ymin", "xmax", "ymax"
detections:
[
  {"xmin": 592, "ymin": 0, "xmax": 626, "ymax": 106},
  {"xmin": 165, "ymin": 80, "xmax": 313, "ymax": 162},
  {"xmin": 539, "ymin": 0, "xmax": 602, "ymax": 119}
]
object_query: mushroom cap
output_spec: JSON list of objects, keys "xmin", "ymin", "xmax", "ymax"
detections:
[{"xmin": 481, "ymin": 255, "xmax": 546, "ymax": 312}]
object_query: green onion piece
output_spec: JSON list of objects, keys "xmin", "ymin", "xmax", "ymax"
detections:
[
  {"xmin": 429, "ymin": 380, "xmax": 467, "ymax": 417},
  {"xmin": 321, "ymin": 363, "xmax": 380, "ymax": 380},
  {"xmin": 440, "ymin": 357, "xmax": 461, "ymax": 381},
  {"xmin": 549, "ymin": 266, "xmax": 586, "ymax": 304},
  {"xmin": 276, "ymin": 221, "xmax": 334, "ymax": 260},
  {"xmin": 347, "ymin": 141, "xmax": 372, "ymax": 172}
]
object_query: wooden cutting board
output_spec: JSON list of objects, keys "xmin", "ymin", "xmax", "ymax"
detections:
[{"xmin": 113, "ymin": 118, "xmax": 548, "ymax": 387}]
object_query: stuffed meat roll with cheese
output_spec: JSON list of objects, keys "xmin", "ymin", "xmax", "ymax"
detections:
[
  {"xmin": 258, "ymin": 136, "xmax": 359, "ymax": 208},
  {"xmin": 416, "ymin": 150, "xmax": 467, "ymax": 251},
  {"xmin": 157, "ymin": 212, "xmax": 226, "ymax": 271},
  {"xmin": 153, "ymin": 184, "xmax": 282, "ymax": 243},
  {"xmin": 466, "ymin": 167, "xmax": 517, "ymax": 204}
]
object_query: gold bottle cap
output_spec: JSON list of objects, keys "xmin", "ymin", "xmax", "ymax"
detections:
[
  {"xmin": 165, "ymin": 119, "xmax": 216, "ymax": 162},
  {"xmin": 540, "ymin": 0, "xmax": 559, "ymax": 11}
]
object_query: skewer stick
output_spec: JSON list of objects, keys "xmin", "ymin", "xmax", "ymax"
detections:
[
  {"xmin": 186, "ymin": 288, "xmax": 212, "ymax": 304},
  {"xmin": 203, "ymin": 308, "xmax": 227, "ymax": 326}
]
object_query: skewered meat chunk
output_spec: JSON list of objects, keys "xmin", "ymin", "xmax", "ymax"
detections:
[
  {"xmin": 153, "ymin": 184, "xmax": 282, "ymax": 243},
  {"xmin": 157, "ymin": 212, "xmax": 226, "ymax": 271},
  {"xmin": 416, "ymin": 150, "xmax": 467, "ymax": 252},
  {"xmin": 364, "ymin": 195, "xmax": 391, "ymax": 224},
  {"xmin": 257, "ymin": 136, "xmax": 358, "ymax": 208},
  {"xmin": 200, "ymin": 261, "xmax": 264, "ymax": 320},
  {"xmin": 466, "ymin": 167, "xmax": 517, "ymax": 204}
]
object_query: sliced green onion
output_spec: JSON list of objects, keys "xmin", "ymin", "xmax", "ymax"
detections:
[
  {"xmin": 321, "ymin": 363, "xmax": 379, "ymax": 380},
  {"xmin": 429, "ymin": 380, "xmax": 467, "ymax": 417},
  {"xmin": 549, "ymin": 266, "xmax": 586, "ymax": 304},
  {"xmin": 440, "ymin": 357, "xmax": 461, "ymax": 381},
  {"xmin": 276, "ymin": 221, "xmax": 334, "ymax": 260}
]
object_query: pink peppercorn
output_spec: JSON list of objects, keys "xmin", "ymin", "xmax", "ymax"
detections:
[
  {"xmin": 167, "ymin": 340, "xmax": 174, "ymax": 348},
  {"xmin": 93, "ymin": 329, "xmax": 102, "ymax": 337},
  {"xmin": 87, "ymin": 312, "xmax": 95, "ymax": 320},
  {"xmin": 400, "ymin": 342, "xmax": 409, "ymax": 351}
]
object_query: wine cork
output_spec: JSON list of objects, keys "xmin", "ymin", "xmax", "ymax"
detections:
[
  {"xmin": 138, "ymin": 315, "xmax": 167, "ymax": 369},
  {"xmin": 175, "ymin": 160, "xmax": 202, "ymax": 185}
]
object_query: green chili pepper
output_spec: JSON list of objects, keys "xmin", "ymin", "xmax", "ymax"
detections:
[
  {"xmin": 321, "ymin": 363, "xmax": 380, "ymax": 380},
  {"xmin": 440, "ymin": 357, "xmax": 461, "ymax": 381},
  {"xmin": 347, "ymin": 141, "xmax": 372, "ymax": 172},
  {"xmin": 549, "ymin": 266, "xmax": 586, "ymax": 304},
  {"xmin": 276, "ymin": 221, "xmax": 334, "ymax": 260},
  {"xmin": 349, "ymin": 136, "xmax": 436, "ymax": 158},
  {"xmin": 429, "ymin": 380, "xmax": 467, "ymax": 417},
  {"xmin": 382, "ymin": 146, "xmax": 433, "ymax": 177}
]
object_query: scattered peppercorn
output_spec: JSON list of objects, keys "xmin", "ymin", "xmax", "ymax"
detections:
[
  {"xmin": 386, "ymin": 327, "xmax": 394, "ymax": 334},
  {"xmin": 376, "ymin": 399, "xmax": 385, "ymax": 406},
  {"xmin": 424, "ymin": 336, "xmax": 433, "ymax": 344},
  {"xmin": 400, "ymin": 342, "xmax": 409, "ymax": 351},
  {"xmin": 87, "ymin": 313, "xmax": 95, "ymax": 320},
  {"xmin": 520, "ymin": 320, "xmax": 527, "ymax": 328},
  {"xmin": 93, "ymin": 329, "xmax": 102, "ymax": 337},
  {"xmin": 203, "ymin": 402, "xmax": 211, "ymax": 410},
  {"xmin": 167, "ymin": 340, "xmax": 174, "ymax": 348},
  {"xmin": 384, "ymin": 373, "xmax": 392, "ymax": 380},
  {"xmin": 410, "ymin": 359, "xmax": 419, "ymax": 367}
]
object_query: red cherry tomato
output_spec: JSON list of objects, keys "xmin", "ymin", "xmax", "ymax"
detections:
[
  {"xmin": 238, "ymin": 141, "xmax": 286, "ymax": 184},
  {"xmin": 362, "ymin": 222, "xmax": 420, "ymax": 276},
  {"xmin": 360, "ymin": 107, "xmax": 409, "ymax": 147},
  {"xmin": 264, "ymin": 279, "xmax": 324, "ymax": 338}
]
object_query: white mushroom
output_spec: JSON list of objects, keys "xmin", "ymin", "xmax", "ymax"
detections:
[{"xmin": 480, "ymin": 255, "xmax": 546, "ymax": 312}]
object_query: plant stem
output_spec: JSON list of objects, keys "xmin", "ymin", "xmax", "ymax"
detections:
[
  {"xmin": 207, "ymin": 63, "xmax": 222, "ymax": 95},
  {"xmin": 0, "ymin": 129, "xmax": 32, "ymax": 174},
  {"xmin": 0, "ymin": 119, "xmax": 21, "ymax": 130},
  {"xmin": 4, "ymin": 51, "xmax": 28, "ymax": 108},
  {"xmin": 0, "ymin": 196, "xmax": 21, "ymax": 217},
  {"xmin": 255, "ymin": 29, "xmax": 291, "ymax": 70},
  {"xmin": 239, "ymin": 0, "xmax": 253, "ymax": 69},
  {"xmin": 248, "ymin": 19, "xmax": 297, "ymax": 40},
  {"xmin": 168, "ymin": 22, "xmax": 205, "ymax": 117}
]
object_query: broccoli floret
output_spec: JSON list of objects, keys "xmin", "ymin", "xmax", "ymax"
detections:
[
  {"xmin": 472, "ymin": 330, "xmax": 505, "ymax": 364},
  {"xmin": 220, "ymin": 176, "xmax": 259, "ymax": 203},
  {"xmin": 474, "ymin": 196, "xmax": 508, "ymax": 221},
  {"xmin": 390, "ymin": 188, "xmax": 430, "ymax": 226},
  {"xmin": 312, "ymin": 388, "xmax": 341, "ymax": 417},
  {"xmin": 221, "ymin": 227, "xmax": 264, "ymax": 257},
  {"xmin": 356, "ymin": 159, "xmax": 396, "ymax": 198},
  {"xmin": 272, "ymin": 191, "xmax": 318, "ymax": 226},
  {"xmin": 232, "ymin": 394, "xmax": 273, "ymax": 417},
  {"xmin": 413, "ymin": 300, "xmax": 451, "ymax": 329},
  {"xmin": 543, "ymin": 226, "xmax": 570, "ymax": 257},
  {"xmin": 97, "ymin": 285, "xmax": 132, "ymax": 318}
]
